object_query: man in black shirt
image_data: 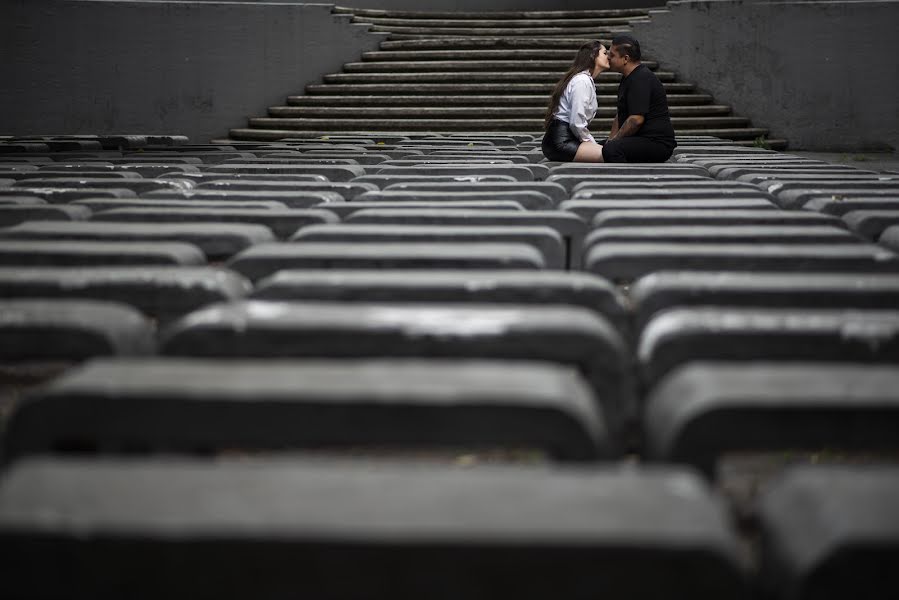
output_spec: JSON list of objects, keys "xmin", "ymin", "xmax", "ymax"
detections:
[{"xmin": 602, "ymin": 35, "xmax": 676, "ymax": 163}]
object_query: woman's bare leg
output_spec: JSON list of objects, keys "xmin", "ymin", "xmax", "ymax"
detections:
[{"xmin": 573, "ymin": 141, "xmax": 604, "ymax": 162}]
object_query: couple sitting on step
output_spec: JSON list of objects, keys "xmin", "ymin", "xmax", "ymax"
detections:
[{"xmin": 542, "ymin": 35, "xmax": 676, "ymax": 164}]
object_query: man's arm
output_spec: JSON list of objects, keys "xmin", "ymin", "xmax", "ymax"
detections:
[
  {"xmin": 608, "ymin": 114, "xmax": 644, "ymax": 141},
  {"xmin": 610, "ymin": 114, "xmax": 620, "ymax": 138}
]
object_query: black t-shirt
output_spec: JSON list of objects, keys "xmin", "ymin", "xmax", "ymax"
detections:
[{"xmin": 616, "ymin": 63, "xmax": 676, "ymax": 146}]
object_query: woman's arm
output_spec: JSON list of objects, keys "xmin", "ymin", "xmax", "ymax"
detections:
[{"xmin": 567, "ymin": 77, "xmax": 597, "ymax": 143}]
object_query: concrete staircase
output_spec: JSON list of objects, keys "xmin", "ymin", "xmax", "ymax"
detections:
[{"xmin": 229, "ymin": 6, "xmax": 784, "ymax": 148}]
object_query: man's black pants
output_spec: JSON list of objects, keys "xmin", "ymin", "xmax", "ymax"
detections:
[{"xmin": 601, "ymin": 137, "xmax": 674, "ymax": 163}]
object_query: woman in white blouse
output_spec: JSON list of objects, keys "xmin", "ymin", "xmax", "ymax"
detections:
[{"xmin": 542, "ymin": 41, "xmax": 610, "ymax": 162}]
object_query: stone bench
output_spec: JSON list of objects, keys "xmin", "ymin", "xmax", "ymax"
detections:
[
  {"xmin": 90, "ymin": 207, "xmax": 338, "ymax": 239},
  {"xmin": 591, "ymin": 209, "xmax": 845, "ymax": 229},
  {"xmin": 160, "ymin": 301, "xmax": 632, "ymax": 433},
  {"xmin": 291, "ymin": 224, "xmax": 566, "ymax": 269},
  {"xmin": 227, "ymin": 242, "xmax": 546, "ymax": 281},
  {"xmin": 0, "ymin": 204, "xmax": 91, "ymax": 226},
  {"xmin": 562, "ymin": 199, "xmax": 776, "ymax": 221},
  {"xmin": 13, "ymin": 177, "xmax": 194, "ymax": 193},
  {"xmin": 195, "ymin": 179, "xmax": 375, "ymax": 200},
  {"xmin": 757, "ymin": 465, "xmax": 899, "ymax": 600},
  {"xmin": 345, "ymin": 208, "xmax": 587, "ymax": 269},
  {"xmin": 584, "ymin": 225, "xmax": 859, "ymax": 248},
  {"xmin": 382, "ymin": 181, "xmax": 568, "ymax": 205},
  {"xmin": 0, "ymin": 299, "xmax": 154, "ymax": 362},
  {"xmin": 250, "ymin": 269, "xmax": 629, "ymax": 336},
  {"xmin": 205, "ymin": 163, "xmax": 366, "ymax": 181},
  {"xmin": 801, "ymin": 196, "xmax": 899, "ymax": 216},
  {"xmin": 0, "ymin": 266, "xmax": 250, "ymax": 323},
  {"xmin": 0, "ymin": 240, "xmax": 206, "ymax": 267},
  {"xmin": 356, "ymin": 189, "xmax": 554, "ymax": 210},
  {"xmin": 372, "ymin": 165, "xmax": 536, "ymax": 182},
  {"xmin": 317, "ymin": 200, "xmax": 526, "ymax": 218},
  {"xmin": 769, "ymin": 184, "xmax": 899, "ymax": 209},
  {"xmin": 0, "ymin": 221, "xmax": 274, "ymax": 261},
  {"xmin": 142, "ymin": 189, "xmax": 346, "ymax": 208},
  {"xmin": 74, "ymin": 198, "xmax": 288, "ymax": 211},
  {"xmin": 842, "ymin": 210, "xmax": 899, "ymax": 239},
  {"xmin": 644, "ymin": 363, "xmax": 899, "ymax": 477},
  {"xmin": 353, "ymin": 174, "xmax": 519, "ymax": 187},
  {"xmin": 3, "ymin": 358, "xmax": 611, "ymax": 461},
  {"xmin": 0, "ymin": 187, "xmax": 137, "ymax": 202},
  {"xmin": 0, "ymin": 458, "xmax": 746, "ymax": 598},
  {"xmin": 638, "ymin": 307, "xmax": 899, "ymax": 386},
  {"xmin": 586, "ymin": 243, "xmax": 897, "ymax": 282},
  {"xmin": 630, "ymin": 272, "xmax": 899, "ymax": 328}
]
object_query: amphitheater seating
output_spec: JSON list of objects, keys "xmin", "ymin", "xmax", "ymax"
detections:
[{"xmin": 1, "ymin": 129, "xmax": 898, "ymax": 599}]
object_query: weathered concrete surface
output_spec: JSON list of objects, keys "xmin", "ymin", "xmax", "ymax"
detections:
[
  {"xmin": 633, "ymin": 1, "xmax": 899, "ymax": 151},
  {"xmin": 0, "ymin": 1, "xmax": 386, "ymax": 143}
]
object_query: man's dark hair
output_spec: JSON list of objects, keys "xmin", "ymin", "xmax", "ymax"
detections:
[{"xmin": 611, "ymin": 35, "xmax": 641, "ymax": 61}]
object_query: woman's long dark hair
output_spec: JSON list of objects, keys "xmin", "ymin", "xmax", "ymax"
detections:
[{"xmin": 544, "ymin": 40, "xmax": 603, "ymax": 130}]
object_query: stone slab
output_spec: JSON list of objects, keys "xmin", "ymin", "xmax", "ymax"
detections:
[
  {"xmin": 373, "ymin": 165, "xmax": 535, "ymax": 181},
  {"xmin": 206, "ymin": 164, "xmax": 365, "ymax": 181},
  {"xmin": 291, "ymin": 224, "xmax": 565, "ymax": 269},
  {"xmin": 4, "ymin": 358, "xmax": 610, "ymax": 461},
  {"xmin": 196, "ymin": 180, "xmax": 376, "ymax": 200},
  {"xmin": 0, "ymin": 299, "xmax": 154, "ymax": 361},
  {"xmin": 316, "ymin": 201, "xmax": 525, "ymax": 218},
  {"xmin": 562, "ymin": 199, "xmax": 775, "ymax": 221},
  {"xmin": 227, "ymin": 242, "xmax": 545, "ymax": 281},
  {"xmin": 0, "ymin": 205, "xmax": 91, "ymax": 226},
  {"xmin": 586, "ymin": 243, "xmax": 898, "ymax": 282},
  {"xmin": 772, "ymin": 185, "xmax": 899, "ymax": 209},
  {"xmin": 0, "ymin": 221, "xmax": 274, "ymax": 261},
  {"xmin": 353, "ymin": 174, "xmax": 518, "ymax": 187},
  {"xmin": 801, "ymin": 196, "xmax": 899, "ymax": 216},
  {"xmin": 631, "ymin": 272, "xmax": 899, "ymax": 327},
  {"xmin": 548, "ymin": 164, "xmax": 710, "ymax": 178},
  {"xmin": 382, "ymin": 181, "xmax": 568, "ymax": 205},
  {"xmin": 0, "ymin": 458, "xmax": 745, "ymax": 598},
  {"xmin": 0, "ymin": 266, "xmax": 251, "ymax": 323},
  {"xmin": 251, "ymin": 269, "xmax": 629, "ymax": 335},
  {"xmin": 842, "ymin": 210, "xmax": 899, "ymax": 239},
  {"xmin": 584, "ymin": 225, "xmax": 859, "ymax": 248},
  {"xmin": 879, "ymin": 225, "xmax": 899, "ymax": 253},
  {"xmin": 73, "ymin": 198, "xmax": 287, "ymax": 212},
  {"xmin": 161, "ymin": 301, "xmax": 632, "ymax": 431},
  {"xmin": 638, "ymin": 307, "xmax": 899, "ymax": 385},
  {"xmin": 12, "ymin": 177, "xmax": 194, "ymax": 193},
  {"xmin": 346, "ymin": 209, "xmax": 587, "ymax": 268},
  {"xmin": 757, "ymin": 465, "xmax": 899, "ymax": 600},
  {"xmin": 592, "ymin": 209, "xmax": 845, "ymax": 229},
  {"xmin": 91, "ymin": 208, "xmax": 338, "ymax": 239},
  {"xmin": 142, "ymin": 189, "xmax": 345, "ymax": 208},
  {"xmin": 170, "ymin": 173, "xmax": 329, "ymax": 184},
  {"xmin": 0, "ymin": 240, "xmax": 206, "ymax": 267},
  {"xmin": 548, "ymin": 174, "xmax": 711, "ymax": 192},
  {"xmin": 644, "ymin": 363, "xmax": 899, "ymax": 476},
  {"xmin": 356, "ymin": 189, "xmax": 554, "ymax": 210},
  {"xmin": 571, "ymin": 187, "xmax": 773, "ymax": 201},
  {"xmin": 0, "ymin": 187, "xmax": 138, "ymax": 202}
]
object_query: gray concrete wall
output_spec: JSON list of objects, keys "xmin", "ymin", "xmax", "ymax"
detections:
[
  {"xmin": 633, "ymin": 0, "xmax": 899, "ymax": 151},
  {"xmin": 0, "ymin": 1, "xmax": 387, "ymax": 143}
]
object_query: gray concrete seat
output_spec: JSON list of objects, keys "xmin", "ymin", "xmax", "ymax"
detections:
[
  {"xmin": 160, "ymin": 300, "xmax": 632, "ymax": 432},
  {"xmin": 0, "ymin": 266, "xmax": 250, "ymax": 323},
  {"xmin": 570, "ymin": 188, "xmax": 774, "ymax": 201},
  {"xmin": 142, "ymin": 189, "xmax": 346, "ymax": 208},
  {"xmin": 195, "ymin": 179, "xmax": 376, "ymax": 200},
  {"xmin": 769, "ymin": 184, "xmax": 899, "ymax": 209},
  {"xmin": 879, "ymin": 225, "xmax": 899, "ymax": 252},
  {"xmin": 631, "ymin": 271, "xmax": 899, "ymax": 327},
  {"xmin": 353, "ymin": 174, "xmax": 519, "ymax": 187},
  {"xmin": 0, "ymin": 458, "xmax": 746, "ymax": 599},
  {"xmin": 250, "ymin": 269, "xmax": 629, "ymax": 335},
  {"xmin": 714, "ymin": 166, "xmax": 877, "ymax": 180},
  {"xmin": 205, "ymin": 163, "xmax": 365, "ymax": 181},
  {"xmin": 12, "ymin": 177, "xmax": 194, "ymax": 193},
  {"xmin": 227, "ymin": 242, "xmax": 545, "ymax": 281},
  {"xmin": 0, "ymin": 205, "xmax": 91, "ymax": 226},
  {"xmin": 373, "ymin": 165, "xmax": 536, "ymax": 181},
  {"xmin": 757, "ymin": 465, "xmax": 899, "ymax": 600},
  {"xmin": 842, "ymin": 209, "xmax": 899, "ymax": 239},
  {"xmin": 801, "ymin": 196, "xmax": 899, "ymax": 216},
  {"xmin": 1, "ymin": 187, "xmax": 138, "ymax": 202},
  {"xmin": 571, "ymin": 180, "xmax": 764, "ymax": 195},
  {"xmin": 584, "ymin": 225, "xmax": 859, "ymax": 248},
  {"xmin": 644, "ymin": 363, "xmax": 899, "ymax": 477},
  {"xmin": 291, "ymin": 224, "xmax": 565, "ymax": 269},
  {"xmin": 592, "ymin": 209, "xmax": 845, "ymax": 229},
  {"xmin": 345, "ymin": 208, "xmax": 587, "ymax": 268},
  {"xmin": 586, "ymin": 243, "xmax": 897, "ymax": 282},
  {"xmin": 91, "ymin": 207, "xmax": 338, "ymax": 239},
  {"xmin": 638, "ymin": 307, "xmax": 899, "ymax": 386},
  {"xmin": 0, "ymin": 299, "xmax": 154, "ymax": 362},
  {"xmin": 3, "ymin": 358, "xmax": 611, "ymax": 461},
  {"xmin": 0, "ymin": 239, "xmax": 205, "ymax": 266},
  {"xmin": 549, "ymin": 173, "xmax": 711, "ymax": 192},
  {"xmin": 317, "ymin": 200, "xmax": 526, "ymax": 218},
  {"xmin": 382, "ymin": 181, "xmax": 568, "ymax": 205},
  {"xmin": 72, "ymin": 198, "xmax": 288, "ymax": 212},
  {"xmin": 172, "ymin": 172, "xmax": 329, "ymax": 184},
  {"xmin": 356, "ymin": 189, "xmax": 554, "ymax": 210},
  {"xmin": 0, "ymin": 221, "xmax": 273, "ymax": 261},
  {"xmin": 549, "ymin": 163, "xmax": 710, "ymax": 178},
  {"xmin": 10, "ymin": 170, "xmax": 143, "ymax": 181},
  {"xmin": 562, "ymin": 199, "xmax": 776, "ymax": 221}
]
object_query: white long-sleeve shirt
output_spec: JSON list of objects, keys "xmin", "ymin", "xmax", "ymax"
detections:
[{"xmin": 553, "ymin": 70, "xmax": 597, "ymax": 143}]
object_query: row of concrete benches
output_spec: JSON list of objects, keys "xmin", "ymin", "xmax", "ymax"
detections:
[{"xmin": 0, "ymin": 132, "xmax": 898, "ymax": 599}]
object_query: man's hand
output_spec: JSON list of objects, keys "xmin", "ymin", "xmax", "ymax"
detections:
[{"xmin": 608, "ymin": 114, "xmax": 645, "ymax": 141}]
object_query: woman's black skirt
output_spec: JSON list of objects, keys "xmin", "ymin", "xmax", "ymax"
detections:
[{"xmin": 542, "ymin": 118, "xmax": 582, "ymax": 162}]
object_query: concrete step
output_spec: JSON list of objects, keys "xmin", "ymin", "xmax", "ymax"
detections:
[
  {"xmin": 306, "ymin": 82, "xmax": 696, "ymax": 95},
  {"xmin": 323, "ymin": 71, "xmax": 677, "ymax": 83},
  {"xmin": 333, "ymin": 7, "xmax": 652, "ymax": 19},
  {"xmin": 287, "ymin": 94, "xmax": 713, "ymax": 106},
  {"xmin": 369, "ymin": 26, "xmax": 633, "ymax": 37},
  {"xmin": 361, "ymin": 50, "xmax": 659, "ymax": 63},
  {"xmin": 354, "ymin": 17, "xmax": 641, "ymax": 28},
  {"xmin": 247, "ymin": 116, "xmax": 749, "ymax": 132},
  {"xmin": 377, "ymin": 37, "xmax": 619, "ymax": 50},
  {"xmin": 269, "ymin": 106, "xmax": 733, "ymax": 119},
  {"xmin": 343, "ymin": 60, "xmax": 661, "ymax": 72}
]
